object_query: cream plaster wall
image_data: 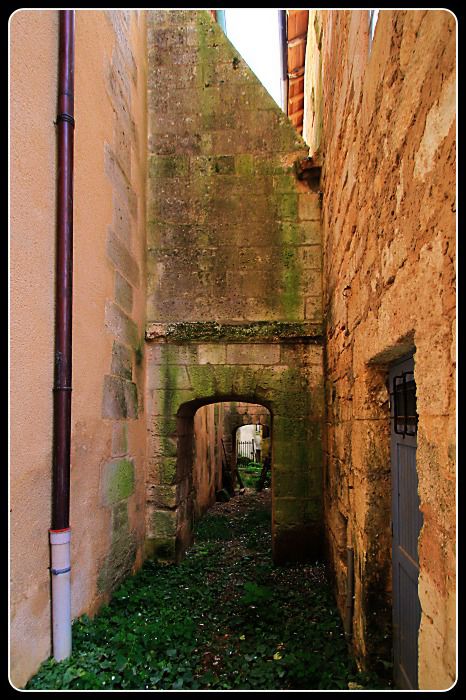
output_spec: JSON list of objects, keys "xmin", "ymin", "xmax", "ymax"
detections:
[{"xmin": 10, "ymin": 10, "xmax": 148, "ymax": 687}]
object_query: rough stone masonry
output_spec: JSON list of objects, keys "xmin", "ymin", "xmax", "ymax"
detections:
[{"xmin": 303, "ymin": 9, "xmax": 456, "ymax": 687}]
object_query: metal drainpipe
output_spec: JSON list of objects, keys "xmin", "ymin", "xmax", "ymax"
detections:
[{"xmin": 49, "ymin": 9, "xmax": 75, "ymax": 662}]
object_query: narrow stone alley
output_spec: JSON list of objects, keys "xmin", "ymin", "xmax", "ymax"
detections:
[
  {"xmin": 10, "ymin": 9, "xmax": 456, "ymax": 690},
  {"xmin": 26, "ymin": 488, "xmax": 389, "ymax": 691}
]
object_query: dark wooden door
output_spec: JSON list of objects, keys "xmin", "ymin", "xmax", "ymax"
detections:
[{"xmin": 390, "ymin": 355, "xmax": 423, "ymax": 689}]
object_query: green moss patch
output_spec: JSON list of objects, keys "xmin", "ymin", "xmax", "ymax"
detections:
[
  {"xmin": 147, "ymin": 321, "xmax": 322, "ymax": 343},
  {"xmin": 102, "ymin": 458, "xmax": 135, "ymax": 506}
]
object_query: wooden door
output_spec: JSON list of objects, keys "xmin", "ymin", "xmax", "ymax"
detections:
[{"xmin": 390, "ymin": 355, "xmax": 423, "ymax": 689}]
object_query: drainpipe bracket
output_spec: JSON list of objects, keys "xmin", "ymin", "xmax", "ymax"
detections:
[{"xmin": 55, "ymin": 113, "xmax": 75, "ymax": 128}]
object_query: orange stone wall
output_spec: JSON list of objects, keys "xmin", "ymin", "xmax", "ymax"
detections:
[
  {"xmin": 192, "ymin": 403, "xmax": 225, "ymax": 518},
  {"xmin": 303, "ymin": 9, "xmax": 456, "ymax": 689}
]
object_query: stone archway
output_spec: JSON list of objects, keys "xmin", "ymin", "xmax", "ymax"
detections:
[
  {"xmin": 145, "ymin": 333, "xmax": 324, "ymax": 565},
  {"xmin": 222, "ymin": 401, "xmax": 271, "ymax": 470},
  {"xmin": 145, "ymin": 10, "xmax": 325, "ymax": 568}
]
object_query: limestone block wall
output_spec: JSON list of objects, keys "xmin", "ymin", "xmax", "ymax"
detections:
[
  {"xmin": 303, "ymin": 9, "xmax": 456, "ymax": 688},
  {"xmin": 97, "ymin": 10, "xmax": 148, "ymax": 599},
  {"xmin": 145, "ymin": 332, "xmax": 324, "ymax": 564},
  {"xmin": 145, "ymin": 9, "xmax": 325, "ymax": 567},
  {"xmin": 10, "ymin": 10, "xmax": 147, "ymax": 687},
  {"xmin": 147, "ymin": 10, "xmax": 321, "ymax": 326}
]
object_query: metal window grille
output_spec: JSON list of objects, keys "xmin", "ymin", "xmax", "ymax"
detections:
[{"xmin": 391, "ymin": 371, "xmax": 418, "ymax": 437}]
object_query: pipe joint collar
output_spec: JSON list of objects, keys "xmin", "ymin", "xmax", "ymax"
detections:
[{"xmin": 49, "ymin": 528, "xmax": 71, "ymax": 545}]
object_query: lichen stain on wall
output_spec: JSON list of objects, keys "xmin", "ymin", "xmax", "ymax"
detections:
[
  {"xmin": 145, "ymin": 337, "xmax": 324, "ymax": 561},
  {"xmin": 145, "ymin": 9, "xmax": 325, "ymax": 568}
]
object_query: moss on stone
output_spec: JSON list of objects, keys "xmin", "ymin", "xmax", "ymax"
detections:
[
  {"xmin": 159, "ymin": 435, "xmax": 178, "ymax": 458},
  {"xmin": 157, "ymin": 456, "xmax": 178, "ymax": 485},
  {"xmin": 273, "ymin": 172, "xmax": 301, "ymax": 194},
  {"xmin": 151, "ymin": 485, "xmax": 177, "ymax": 508},
  {"xmin": 273, "ymin": 416, "xmax": 319, "ymax": 442},
  {"xmin": 161, "ymin": 348, "xmax": 181, "ymax": 425},
  {"xmin": 151, "ymin": 508, "xmax": 178, "ymax": 537},
  {"xmin": 144, "ymin": 8, "xmax": 326, "ymax": 565},
  {"xmin": 186, "ymin": 364, "xmax": 217, "ymax": 397},
  {"xmin": 274, "ymin": 498, "xmax": 321, "ymax": 527},
  {"xmin": 235, "ymin": 154, "xmax": 255, "ymax": 176},
  {"xmin": 277, "ymin": 193, "xmax": 299, "ymax": 221},
  {"xmin": 149, "ymin": 155, "xmax": 190, "ymax": 178},
  {"xmin": 274, "ymin": 469, "xmax": 316, "ymax": 500},
  {"xmin": 151, "ymin": 413, "xmax": 178, "ymax": 436},
  {"xmin": 102, "ymin": 458, "xmax": 135, "ymax": 506},
  {"xmin": 148, "ymin": 321, "xmax": 321, "ymax": 343},
  {"xmin": 145, "ymin": 537, "xmax": 176, "ymax": 562}
]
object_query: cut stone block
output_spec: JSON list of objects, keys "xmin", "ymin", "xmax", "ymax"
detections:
[
  {"xmin": 102, "ymin": 375, "xmax": 138, "ymax": 419},
  {"xmin": 101, "ymin": 458, "xmax": 135, "ymax": 506}
]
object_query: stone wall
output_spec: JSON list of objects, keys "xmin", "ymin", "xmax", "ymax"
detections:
[
  {"xmin": 10, "ymin": 7, "xmax": 455, "ymax": 690},
  {"xmin": 192, "ymin": 402, "xmax": 224, "ymax": 518},
  {"xmin": 145, "ymin": 333, "xmax": 323, "ymax": 564},
  {"xmin": 9, "ymin": 10, "xmax": 148, "ymax": 687},
  {"xmin": 98, "ymin": 10, "xmax": 148, "ymax": 598},
  {"xmin": 303, "ymin": 9, "xmax": 456, "ymax": 689},
  {"xmin": 145, "ymin": 10, "xmax": 325, "ymax": 565},
  {"xmin": 147, "ymin": 10, "xmax": 321, "ymax": 325}
]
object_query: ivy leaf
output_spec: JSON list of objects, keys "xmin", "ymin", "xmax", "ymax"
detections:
[{"xmin": 115, "ymin": 653, "xmax": 127, "ymax": 671}]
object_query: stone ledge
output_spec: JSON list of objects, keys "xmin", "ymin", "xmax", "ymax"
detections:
[{"xmin": 145, "ymin": 321, "xmax": 323, "ymax": 343}]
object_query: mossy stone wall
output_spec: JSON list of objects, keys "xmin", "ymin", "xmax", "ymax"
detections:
[
  {"xmin": 145, "ymin": 10, "xmax": 324, "ymax": 564},
  {"xmin": 145, "ymin": 340, "xmax": 324, "ymax": 564},
  {"xmin": 147, "ymin": 10, "xmax": 322, "ymax": 325}
]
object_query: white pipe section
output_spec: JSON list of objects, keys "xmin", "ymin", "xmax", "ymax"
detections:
[{"xmin": 49, "ymin": 528, "xmax": 72, "ymax": 661}]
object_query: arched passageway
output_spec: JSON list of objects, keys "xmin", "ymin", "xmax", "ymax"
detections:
[
  {"xmin": 222, "ymin": 401, "xmax": 271, "ymax": 477},
  {"xmin": 174, "ymin": 398, "xmax": 272, "ymax": 556},
  {"xmin": 145, "ymin": 338, "xmax": 324, "ymax": 565}
]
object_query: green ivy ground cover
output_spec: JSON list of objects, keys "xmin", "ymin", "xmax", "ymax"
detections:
[
  {"xmin": 27, "ymin": 491, "xmax": 390, "ymax": 690},
  {"xmin": 238, "ymin": 461, "xmax": 263, "ymax": 488}
]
